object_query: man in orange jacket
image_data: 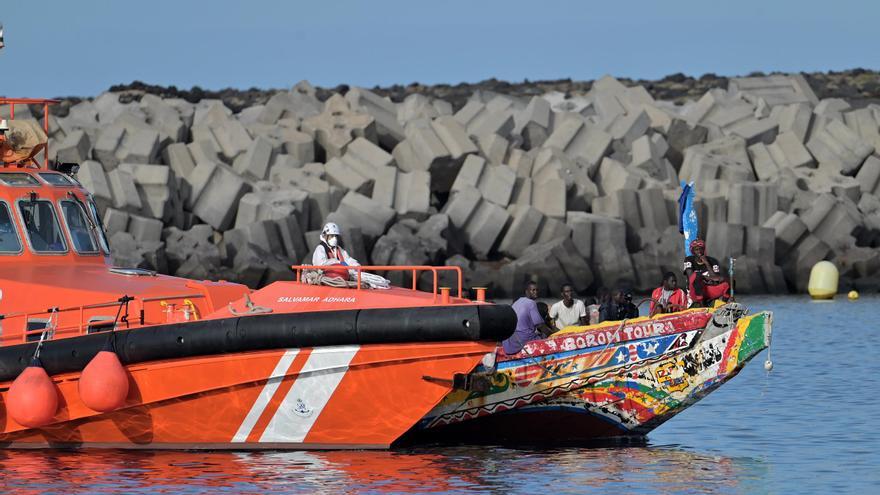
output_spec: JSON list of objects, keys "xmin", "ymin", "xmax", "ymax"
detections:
[{"xmin": 650, "ymin": 272, "xmax": 688, "ymax": 316}]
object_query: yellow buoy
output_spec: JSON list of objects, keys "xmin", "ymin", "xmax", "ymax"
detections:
[
  {"xmin": 848, "ymin": 290, "xmax": 859, "ymax": 301},
  {"xmin": 808, "ymin": 261, "xmax": 838, "ymax": 300}
]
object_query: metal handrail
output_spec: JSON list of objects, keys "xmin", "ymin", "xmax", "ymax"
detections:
[
  {"xmin": 291, "ymin": 265, "xmax": 464, "ymax": 299},
  {"xmin": 1, "ymin": 293, "xmax": 206, "ymax": 343}
]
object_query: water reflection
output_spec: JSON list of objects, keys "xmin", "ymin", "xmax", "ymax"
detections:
[{"xmin": 0, "ymin": 445, "xmax": 762, "ymax": 494}]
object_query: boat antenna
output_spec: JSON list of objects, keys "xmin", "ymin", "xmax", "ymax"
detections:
[{"xmin": 728, "ymin": 257, "xmax": 736, "ymax": 301}]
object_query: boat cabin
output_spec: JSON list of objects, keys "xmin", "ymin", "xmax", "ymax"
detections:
[{"xmin": 0, "ymin": 98, "xmax": 252, "ymax": 345}]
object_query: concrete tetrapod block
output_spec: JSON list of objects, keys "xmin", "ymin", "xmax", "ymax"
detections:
[
  {"xmin": 127, "ymin": 214, "xmax": 164, "ymax": 243},
  {"xmin": 463, "ymin": 201, "xmax": 510, "ymax": 259},
  {"xmin": 102, "ymin": 208, "xmax": 130, "ymax": 236},
  {"xmin": 728, "ymin": 117, "xmax": 779, "ymax": 146},
  {"xmin": 333, "ymin": 191, "xmax": 396, "ymax": 238},
  {"xmin": 324, "ymin": 157, "xmax": 372, "ymax": 195},
  {"xmin": 591, "ymin": 216, "xmax": 636, "ymax": 289},
  {"xmin": 547, "ymin": 237, "xmax": 594, "ymax": 293},
  {"xmin": 638, "ymin": 188, "xmax": 672, "ymax": 231},
  {"xmin": 345, "ymin": 87, "xmax": 405, "ymax": 149},
  {"xmin": 118, "ymin": 163, "xmax": 180, "ymax": 223},
  {"xmin": 706, "ymin": 223, "xmax": 745, "ymax": 262},
  {"xmin": 763, "ymin": 211, "xmax": 807, "ymax": 263},
  {"xmin": 55, "ymin": 129, "xmax": 91, "ymax": 163},
  {"xmin": 565, "ymin": 211, "xmax": 594, "ymax": 260},
  {"xmin": 76, "ymin": 160, "xmax": 114, "ymax": 211},
  {"xmin": 769, "ymin": 131, "xmax": 815, "ymax": 169},
  {"xmin": 118, "ymin": 128, "xmax": 161, "ymax": 165},
  {"xmin": 595, "ymin": 157, "xmax": 642, "ymax": 195},
  {"xmin": 544, "ymin": 118, "xmax": 613, "ymax": 168},
  {"xmin": 393, "ymin": 123, "xmax": 459, "ymax": 193},
  {"xmin": 442, "ymin": 186, "xmax": 482, "ymax": 230},
  {"xmin": 107, "ymin": 167, "xmax": 143, "ymax": 212},
  {"xmin": 93, "ymin": 125, "xmax": 126, "ymax": 171},
  {"xmin": 806, "ymin": 119, "xmax": 875, "ymax": 176},
  {"xmin": 769, "ymin": 103, "xmax": 812, "ymax": 143},
  {"xmin": 451, "ymin": 155, "xmax": 486, "ymax": 192},
  {"xmin": 532, "ymin": 177, "xmax": 566, "ymax": 219},
  {"xmin": 499, "ymin": 206, "xmax": 544, "ymax": 258},
  {"xmin": 744, "ymin": 226, "xmax": 776, "ymax": 260},
  {"xmin": 727, "ymin": 183, "xmax": 758, "ymax": 225},
  {"xmin": 799, "ymin": 194, "xmax": 860, "ymax": 250},
  {"xmin": 302, "ymin": 94, "xmax": 377, "ymax": 159},
  {"xmin": 371, "ymin": 165, "xmax": 398, "ymax": 209},
  {"xmin": 477, "ymin": 165, "xmax": 516, "ymax": 207},
  {"xmin": 515, "ymin": 96, "xmax": 552, "ymax": 149},
  {"xmin": 190, "ymin": 161, "xmax": 251, "ymax": 231},
  {"xmin": 535, "ymin": 217, "xmax": 572, "ymax": 244},
  {"xmin": 393, "ymin": 170, "xmax": 431, "ymax": 219},
  {"xmin": 855, "ymin": 155, "xmax": 880, "ymax": 196},
  {"xmin": 665, "ymin": 118, "xmax": 708, "ymax": 169},
  {"xmin": 233, "ymin": 188, "xmax": 310, "ymax": 233},
  {"xmin": 729, "ymin": 74, "xmax": 819, "ymax": 107},
  {"xmin": 430, "ymin": 116, "xmax": 478, "ymax": 160},
  {"xmin": 844, "ymin": 107, "xmax": 880, "ymax": 151},
  {"xmin": 680, "ymin": 136, "xmax": 755, "ymax": 184},
  {"xmin": 232, "ymin": 136, "xmax": 274, "ymax": 181}
]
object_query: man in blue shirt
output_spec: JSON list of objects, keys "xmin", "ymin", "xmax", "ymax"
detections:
[{"xmin": 502, "ymin": 281, "xmax": 555, "ymax": 355}]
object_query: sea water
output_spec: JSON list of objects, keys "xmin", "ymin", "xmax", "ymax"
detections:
[{"xmin": 0, "ymin": 295, "xmax": 877, "ymax": 494}]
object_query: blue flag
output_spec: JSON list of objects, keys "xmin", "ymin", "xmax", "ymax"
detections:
[{"xmin": 678, "ymin": 181, "xmax": 698, "ymax": 256}]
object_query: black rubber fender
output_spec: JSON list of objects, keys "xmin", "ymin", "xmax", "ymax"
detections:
[{"xmin": 0, "ymin": 304, "xmax": 516, "ymax": 382}]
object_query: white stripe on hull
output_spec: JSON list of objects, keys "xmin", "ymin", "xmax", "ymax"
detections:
[
  {"xmin": 232, "ymin": 349, "xmax": 301, "ymax": 442},
  {"xmin": 260, "ymin": 346, "xmax": 359, "ymax": 443}
]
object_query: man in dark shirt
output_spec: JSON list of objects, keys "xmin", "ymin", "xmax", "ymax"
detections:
[
  {"xmin": 501, "ymin": 281, "xmax": 555, "ymax": 355},
  {"xmin": 600, "ymin": 289, "xmax": 639, "ymax": 321},
  {"xmin": 683, "ymin": 239, "xmax": 731, "ymax": 307}
]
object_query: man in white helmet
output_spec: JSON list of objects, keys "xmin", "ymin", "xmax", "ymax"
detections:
[{"xmin": 312, "ymin": 222, "xmax": 361, "ymax": 279}]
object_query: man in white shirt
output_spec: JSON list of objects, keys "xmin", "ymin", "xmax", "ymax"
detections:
[{"xmin": 549, "ymin": 284, "xmax": 588, "ymax": 331}]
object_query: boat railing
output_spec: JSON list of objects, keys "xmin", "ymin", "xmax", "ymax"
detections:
[
  {"xmin": 291, "ymin": 265, "xmax": 464, "ymax": 300},
  {"xmin": 0, "ymin": 293, "xmax": 207, "ymax": 344},
  {"xmin": 0, "ymin": 97, "xmax": 59, "ymax": 169}
]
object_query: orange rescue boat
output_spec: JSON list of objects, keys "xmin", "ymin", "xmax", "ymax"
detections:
[{"xmin": 0, "ymin": 98, "xmax": 513, "ymax": 449}]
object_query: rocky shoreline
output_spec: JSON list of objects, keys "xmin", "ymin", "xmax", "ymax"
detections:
[{"xmin": 19, "ymin": 69, "xmax": 880, "ymax": 297}]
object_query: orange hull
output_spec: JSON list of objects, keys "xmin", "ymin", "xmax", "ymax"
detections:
[{"xmin": 0, "ymin": 341, "xmax": 493, "ymax": 449}]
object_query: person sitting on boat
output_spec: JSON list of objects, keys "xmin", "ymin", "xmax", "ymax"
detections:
[
  {"xmin": 617, "ymin": 290, "xmax": 640, "ymax": 319},
  {"xmin": 501, "ymin": 281, "xmax": 555, "ymax": 355},
  {"xmin": 650, "ymin": 272, "xmax": 688, "ymax": 316},
  {"xmin": 549, "ymin": 283, "xmax": 588, "ymax": 330},
  {"xmin": 311, "ymin": 222, "xmax": 390, "ymax": 289},
  {"xmin": 312, "ymin": 222, "xmax": 360, "ymax": 277},
  {"xmin": 684, "ymin": 239, "xmax": 731, "ymax": 307},
  {"xmin": 600, "ymin": 289, "xmax": 639, "ymax": 321}
]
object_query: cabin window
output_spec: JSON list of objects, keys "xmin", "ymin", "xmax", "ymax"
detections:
[
  {"xmin": 0, "ymin": 173, "xmax": 40, "ymax": 186},
  {"xmin": 18, "ymin": 199, "xmax": 67, "ymax": 253},
  {"xmin": 87, "ymin": 200, "xmax": 111, "ymax": 254},
  {"xmin": 39, "ymin": 173, "xmax": 76, "ymax": 186},
  {"xmin": 60, "ymin": 200, "xmax": 99, "ymax": 253},
  {"xmin": 0, "ymin": 201, "xmax": 22, "ymax": 253}
]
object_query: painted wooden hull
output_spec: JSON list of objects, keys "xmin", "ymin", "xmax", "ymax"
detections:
[{"xmin": 411, "ymin": 305, "xmax": 772, "ymax": 444}]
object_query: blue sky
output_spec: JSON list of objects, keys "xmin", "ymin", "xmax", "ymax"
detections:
[{"xmin": 1, "ymin": 0, "xmax": 877, "ymax": 98}]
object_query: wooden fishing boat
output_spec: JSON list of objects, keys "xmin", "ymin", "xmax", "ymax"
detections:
[{"xmin": 407, "ymin": 304, "xmax": 772, "ymax": 444}]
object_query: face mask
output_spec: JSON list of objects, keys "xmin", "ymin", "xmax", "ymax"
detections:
[{"xmin": 327, "ymin": 236, "xmax": 338, "ymax": 247}]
